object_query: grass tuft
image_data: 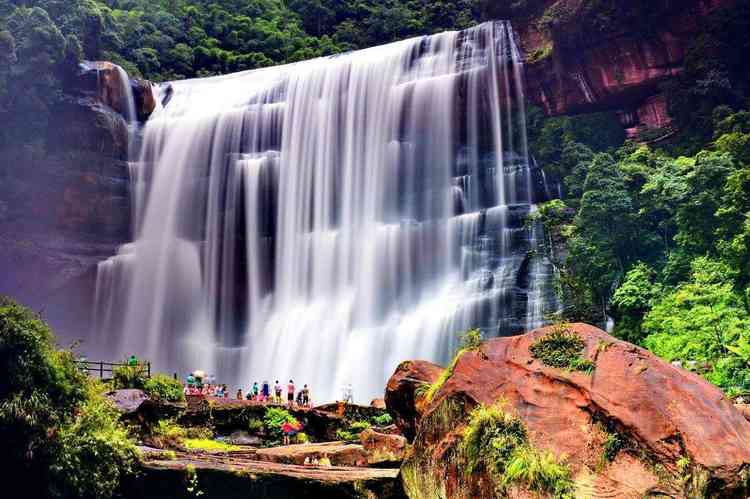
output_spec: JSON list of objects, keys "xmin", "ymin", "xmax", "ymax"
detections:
[
  {"xmin": 460, "ymin": 402, "xmax": 574, "ymax": 498},
  {"xmin": 530, "ymin": 323, "xmax": 595, "ymax": 374},
  {"xmin": 502, "ymin": 446, "xmax": 574, "ymax": 498},
  {"xmin": 424, "ymin": 349, "xmax": 465, "ymax": 402}
]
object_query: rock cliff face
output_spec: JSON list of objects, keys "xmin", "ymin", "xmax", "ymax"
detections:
[
  {"xmin": 492, "ymin": 0, "xmax": 736, "ymax": 141},
  {"xmin": 388, "ymin": 323, "xmax": 750, "ymax": 498},
  {"xmin": 0, "ymin": 61, "xmax": 154, "ymax": 344}
]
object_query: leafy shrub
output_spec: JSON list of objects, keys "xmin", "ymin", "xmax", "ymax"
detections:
[
  {"xmin": 150, "ymin": 420, "xmax": 186, "ymax": 449},
  {"xmin": 336, "ymin": 420, "xmax": 371, "ymax": 441},
  {"xmin": 602, "ymin": 430, "xmax": 627, "ymax": 462},
  {"xmin": 143, "ymin": 374, "xmax": 185, "ymax": 402},
  {"xmin": 372, "ymin": 413, "xmax": 393, "ymax": 426},
  {"xmin": 185, "ymin": 426, "xmax": 213, "ymax": 440},
  {"xmin": 460, "ymin": 403, "xmax": 573, "ymax": 498},
  {"xmin": 569, "ymin": 357, "xmax": 596, "ymax": 374},
  {"xmin": 461, "ymin": 403, "xmax": 527, "ymax": 475},
  {"xmin": 112, "ymin": 363, "xmax": 147, "ymax": 390},
  {"xmin": 459, "ymin": 328, "xmax": 483, "ymax": 351},
  {"xmin": 263, "ymin": 407, "xmax": 298, "ymax": 440},
  {"xmin": 530, "ymin": 324, "xmax": 595, "ymax": 374},
  {"xmin": 0, "ymin": 297, "xmax": 137, "ymax": 498},
  {"xmin": 50, "ymin": 385, "xmax": 139, "ymax": 498},
  {"xmin": 247, "ymin": 417, "xmax": 263, "ymax": 433}
]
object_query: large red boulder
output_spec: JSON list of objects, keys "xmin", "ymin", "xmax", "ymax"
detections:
[
  {"xmin": 384, "ymin": 360, "xmax": 443, "ymax": 441},
  {"xmin": 397, "ymin": 323, "xmax": 750, "ymax": 498}
]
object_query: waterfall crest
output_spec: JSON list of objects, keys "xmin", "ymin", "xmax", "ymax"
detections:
[{"xmin": 94, "ymin": 21, "xmax": 559, "ymax": 401}]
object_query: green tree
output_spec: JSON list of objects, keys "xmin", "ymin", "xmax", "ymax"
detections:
[
  {"xmin": 610, "ymin": 263, "xmax": 660, "ymax": 344},
  {"xmin": 642, "ymin": 258, "xmax": 750, "ymax": 394},
  {"xmin": 0, "ymin": 297, "xmax": 137, "ymax": 498}
]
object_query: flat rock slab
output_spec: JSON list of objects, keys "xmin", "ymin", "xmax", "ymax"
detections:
[
  {"xmin": 132, "ymin": 449, "xmax": 405, "ymax": 499},
  {"xmin": 255, "ymin": 442, "xmax": 369, "ymax": 467}
]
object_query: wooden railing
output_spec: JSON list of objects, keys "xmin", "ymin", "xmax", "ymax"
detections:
[{"xmin": 76, "ymin": 360, "xmax": 151, "ymax": 379}]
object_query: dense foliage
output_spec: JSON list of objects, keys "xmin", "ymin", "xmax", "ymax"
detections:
[
  {"xmin": 0, "ymin": 297, "xmax": 138, "ymax": 499},
  {"xmin": 0, "ymin": 0, "xmax": 486, "ymax": 149},
  {"xmin": 535, "ymin": 104, "xmax": 750, "ymax": 394}
]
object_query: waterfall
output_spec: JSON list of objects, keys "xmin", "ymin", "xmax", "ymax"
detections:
[{"xmin": 93, "ymin": 21, "xmax": 558, "ymax": 402}]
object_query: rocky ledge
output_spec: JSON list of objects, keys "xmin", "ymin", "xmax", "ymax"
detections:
[
  {"xmin": 387, "ymin": 323, "xmax": 750, "ymax": 498},
  {"xmin": 132, "ymin": 448, "xmax": 406, "ymax": 499}
]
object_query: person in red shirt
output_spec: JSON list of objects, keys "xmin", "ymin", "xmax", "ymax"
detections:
[{"xmin": 281, "ymin": 420, "xmax": 303, "ymax": 445}]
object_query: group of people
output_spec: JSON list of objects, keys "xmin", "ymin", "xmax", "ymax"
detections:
[
  {"xmin": 237, "ymin": 380, "xmax": 312, "ymax": 408},
  {"xmin": 182, "ymin": 371, "xmax": 357, "ymax": 408},
  {"xmin": 182, "ymin": 372, "xmax": 313, "ymax": 407},
  {"xmin": 183, "ymin": 371, "xmax": 228, "ymax": 397}
]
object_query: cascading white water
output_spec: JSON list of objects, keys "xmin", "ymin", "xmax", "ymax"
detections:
[{"xmin": 94, "ymin": 22, "xmax": 559, "ymax": 402}]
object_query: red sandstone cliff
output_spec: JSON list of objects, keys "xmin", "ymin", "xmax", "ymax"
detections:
[{"xmin": 496, "ymin": 0, "xmax": 736, "ymax": 140}]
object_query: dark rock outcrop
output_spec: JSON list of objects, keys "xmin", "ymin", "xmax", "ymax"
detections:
[
  {"xmin": 0, "ymin": 61, "xmax": 156, "ymax": 346},
  {"xmin": 394, "ymin": 323, "xmax": 750, "ymax": 498},
  {"xmin": 76, "ymin": 61, "xmax": 156, "ymax": 123},
  {"xmin": 384, "ymin": 360, "xmax": 443, "ymax": 441},
  {"xmin": 108, "ymin": 389, "xmax": 150, "ymax": 415}
]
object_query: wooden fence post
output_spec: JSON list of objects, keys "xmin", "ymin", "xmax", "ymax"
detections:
[{"xmin": 99, "ymin": 361, "xmax": 104, "ymax": 379}]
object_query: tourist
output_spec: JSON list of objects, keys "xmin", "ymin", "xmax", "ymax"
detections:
[
  {"xmin": 302, "ymin": 384, "xmax": 310, "ymax": 407},
  {"xmin": 236, "ymin": 388, "xmax": 243, "ymax": 400},
  {"xmin": 223, "ymin": 384, "xmax": 229, "ymax": 398},
  {"xmin": 252, "ymin": 381, "xmax": 259, "ymax": 401},
  {"xmin": 287, "ymin": 379, "xmax": 295, "ymax": 407},
  {"xmin": 215, "ymin": 384, "xmax": 224, "ymax": 397},
  {"xmin": 128, "ymin": 354, "xmax": 138, "ymax": 367},
  {"xmin": 262, "ymin": 380, "xmax": 270, "ymax": 402},
  {"xmin": 186, "ymin": 373, "xmax": 195, "ymax": 388},
  {"xmin": 281, "ymin": 420, "xmax": 302, "ymax": 445},
  {"xmin": 296, "ymin": 389, "xmax": 304, "ymax": 406},
  {"xmin": 274, "ymin": 380, "xmax": 282, "ymax": 403},
  {"xmin": 343, "ymin": 383, "xmax": 353, "ymax": 404}
]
